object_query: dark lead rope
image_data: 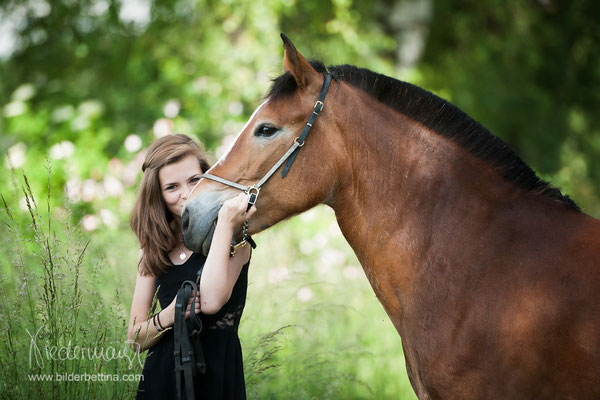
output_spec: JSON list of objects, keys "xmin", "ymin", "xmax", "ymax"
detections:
[{"xmin": 174, "ymin": 267, "xmax": 206, "ymax": 400}]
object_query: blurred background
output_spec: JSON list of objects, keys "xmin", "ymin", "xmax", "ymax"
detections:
[{"xmin": 0, "ymin": 0, "xmax": 598, "ymax": 399}]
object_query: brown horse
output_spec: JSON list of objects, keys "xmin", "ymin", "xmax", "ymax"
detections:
[{"xmin": 182, "ymin": 35, "xmax": 600, "ymax": 399}]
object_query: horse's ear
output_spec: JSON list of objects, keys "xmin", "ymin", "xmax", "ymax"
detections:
[{"xmin": 281, "ymin": 33, "xmax": 320, "ymax": 89}]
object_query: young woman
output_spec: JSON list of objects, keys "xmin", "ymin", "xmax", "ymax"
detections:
[{"xmin": 128, "ymin": 134, "xmax": 255, "ymax": 399}]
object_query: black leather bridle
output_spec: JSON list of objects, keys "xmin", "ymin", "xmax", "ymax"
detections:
[{"xmin": 200, "ymin": 72, "xmax": 334, "ymax": 209}]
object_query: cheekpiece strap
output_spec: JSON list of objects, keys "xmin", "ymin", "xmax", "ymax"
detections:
[{"xmin": 281, "ymin": 72, "xmax": 333, "ymax": 178}]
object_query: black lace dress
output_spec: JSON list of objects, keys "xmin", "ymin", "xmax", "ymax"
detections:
[{"xmin": 136, "ymin": 253, "xmax": 248, "ymax": 400}]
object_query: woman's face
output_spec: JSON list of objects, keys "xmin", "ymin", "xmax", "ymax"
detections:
[{"xmin": 158, "ymin": 154, "xmax": 203, "ymax": 219}]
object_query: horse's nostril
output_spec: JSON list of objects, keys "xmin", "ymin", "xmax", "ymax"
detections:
[{"xmin": 181, "ymin": 207, "xmax": 190, "ymax": 234}]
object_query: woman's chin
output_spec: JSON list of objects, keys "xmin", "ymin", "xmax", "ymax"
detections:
[
  {"xmin": 169, "ymin": 208, "xmax": 183, "ymax": 221},
  {"xmin": 173, "ymin": 206, "xmax": 184, "ymax": 217}
]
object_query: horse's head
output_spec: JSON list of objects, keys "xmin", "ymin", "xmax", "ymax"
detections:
[{"xmin": 182, "ymin": 34, "xmax": 344, "ymax": 254}]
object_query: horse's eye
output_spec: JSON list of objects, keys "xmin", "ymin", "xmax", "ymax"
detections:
[{"xmin": 254, "ymin": 124, "xmax": 278, "ymax": 137}]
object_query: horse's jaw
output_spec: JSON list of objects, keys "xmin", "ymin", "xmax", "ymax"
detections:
[{"xmin": 182, "ymin": 191, "xmax": 226, "ymax": 256}]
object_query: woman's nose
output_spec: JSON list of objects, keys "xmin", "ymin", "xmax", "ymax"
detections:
[{"xmin": 184, "ymin": 183, "xmax": 196, "ymax": 199}]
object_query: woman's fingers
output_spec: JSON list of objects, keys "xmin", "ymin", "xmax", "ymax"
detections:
[
  {"xmin": 183, "ymin": 291, "xmax": 201, "ymax": 318},
  {"xmin": 245, "ymin": 203, "xmax": 257, "ymax": 218},
  {"xmin": 219, "ymin": 192, "xmax": 257, "ymax": 225},
  {"xmin": 229, "ymin": 192, "xmax": 249, "ymax": 213},
  {"xmin": 236, "ymin": 192, "xmax": 247, "ymax": 204},
  {"xmin": 185, "ymin": 305, "xmax": 201, "ymax": 319},
  {"xmin": 184, "ymin": 303, "xmax": 201, "ymax": 319}
]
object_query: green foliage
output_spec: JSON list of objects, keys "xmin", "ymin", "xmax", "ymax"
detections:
[
  {"xmin": 0, "ymin": 0, "xmax": 398, "ymax": 221},
  {"xmin": 0, "ymin": 170, "xmax": 142, "ymax": 400}
]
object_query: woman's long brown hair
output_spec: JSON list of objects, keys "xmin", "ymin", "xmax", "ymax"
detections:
[{"xmin": 130, "ymin": 134, "xmax": 211, "ymax": 276}]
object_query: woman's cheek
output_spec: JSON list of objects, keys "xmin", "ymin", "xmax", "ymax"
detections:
[{"xmin": 165, "ymin": 192, "xmax": 177, "ymax": 208}]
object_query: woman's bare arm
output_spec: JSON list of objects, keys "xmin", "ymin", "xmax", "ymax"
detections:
[
  {"xmin": 199, "ymin": 193, "xmax": 255, "ymax": 314},
  {"xmin": 127, "ymin": 267, "xmax": 164, "ymax": 352}
]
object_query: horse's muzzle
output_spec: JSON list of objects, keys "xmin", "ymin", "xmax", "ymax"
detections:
[{"xmin": 181, "ymin": 191, "xmax": 225, "ymax": 256}]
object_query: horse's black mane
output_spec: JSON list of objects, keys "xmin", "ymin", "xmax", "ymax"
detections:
[{"xmin": 268, "ymin": 61, "xmax": 580, "ymax": 211}]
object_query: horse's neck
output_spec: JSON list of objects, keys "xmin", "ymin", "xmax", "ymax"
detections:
[
  {"xmin": 328, "ymin": 93, "xmax": 563, "ymax": 328},
  {"xmin": 331, "ymin": 95, "xmax": 500, "ymax": 258}
]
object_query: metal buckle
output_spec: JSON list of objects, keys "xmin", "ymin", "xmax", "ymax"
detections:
[
  {"xmin": 230, "ymin": 240, "xmax": 248, "ymax": 257},
  {"xmin": 294, "ymin": 137, "xmax": 305, "ymax": 147},
  {"xmin": 314, "ymin": 100, "xmax": 324, "ymax": 112}
]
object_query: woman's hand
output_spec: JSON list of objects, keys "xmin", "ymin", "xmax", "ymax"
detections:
[
  {"xmin": 217, "ymin": 193, "xmax": 258, "ymax": 229},
  {"xmin": 161, "ymin": 290, "xmax": 202, "ymax": 327}
]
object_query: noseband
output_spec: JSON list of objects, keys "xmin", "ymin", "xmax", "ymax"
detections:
[{"xmin": 201, "ymin": 72, "xmax": 334, "ymax": 207}]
